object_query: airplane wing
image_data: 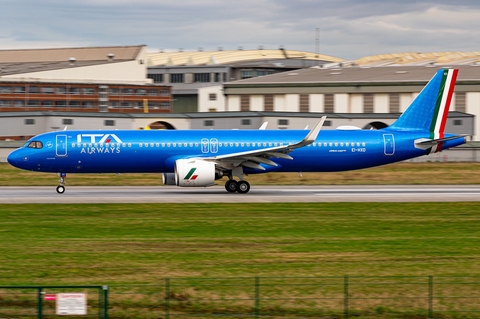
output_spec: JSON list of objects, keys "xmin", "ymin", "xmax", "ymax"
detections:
[{"xmin": 202, "ymin": 117, "xmax": 326, "ymax": 170}]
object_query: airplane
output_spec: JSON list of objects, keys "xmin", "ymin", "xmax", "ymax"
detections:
[{"xmin": 7, "ymin": 68, "xmax": 466, "ymax": 194}]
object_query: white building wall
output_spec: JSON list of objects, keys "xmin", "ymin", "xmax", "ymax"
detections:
[
  {"xmin": 250, "ymin": 95, "xmax": 264, "ymax": 111},
  {"xmin": 467, "ymin": 92, "xmax": 480, "ymax": 140},
  {"xmin": 227, "ymin": 95, "xmax": 241, "ymax": 111},
  {"xmin": 309, "ymin": 94, "xmax": 324, "ymax": 112},
  {"xmin": 450, "ymin": 93, "xmax": 457, "ymax": 111},
  {"xmin": 350, "ymin": 94, "xmax": 363, "ymax": 113},
  {"xmin": 334, "ymin": 94, "xmax": 349, "ymax": 113},
  {"xmin": 285, "ymin": 94, "xmax": 299, "ymax": 112},
  {"xmin": 399, "ymin": 93, "xmax": 414, "ymax": 112},
  {"xmin": 273, "ymin": 95, "xmax": 286, "ymax": 111},
  {"xmin": 198, "ymin": 86, "xmax": 225, "ymax": 112},
  {"xmin": 374, "ymin": 94, "xmax": 389, "ymax": 113}
]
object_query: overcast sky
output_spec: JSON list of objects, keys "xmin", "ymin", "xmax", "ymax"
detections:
[{"xmin": 1, "ymin": 0, "xmax": 479, "ymax": 60}]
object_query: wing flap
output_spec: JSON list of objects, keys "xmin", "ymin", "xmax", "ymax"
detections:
[{"xmin": 201, "ymin": 117, "xmax": 326, "ymax": 170}]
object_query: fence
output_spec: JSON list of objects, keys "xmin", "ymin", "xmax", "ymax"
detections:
[
  {"xmin": 2, "ymin": 277, "xmax": 480, "ymax": 318},
  {"xmin": 0, "ymin": 285, "xmax": 108, "ymax": 319}
]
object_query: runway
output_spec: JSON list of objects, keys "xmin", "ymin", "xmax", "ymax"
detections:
[{"xmin": 0, "ymin": 185, "xmax": 479, "ymax": 203}]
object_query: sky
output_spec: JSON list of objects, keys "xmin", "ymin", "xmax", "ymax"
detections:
[{"xmin": 1, "ymin": 0, "xmax": 479, "ymax": 60}]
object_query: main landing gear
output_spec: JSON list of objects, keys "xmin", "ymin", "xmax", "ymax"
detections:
[
  {"xmin": 225, "ymin": 166, "xmax": 251, "ymax": 194},
  {"xmin": 225, "ymin": 179, "xmax": 250, "ymax": 194},
  {"xmin": 56, "ymin": 173, "xmax": 66, "ymax": 194}
]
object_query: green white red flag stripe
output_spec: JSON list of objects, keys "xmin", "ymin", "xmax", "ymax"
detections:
[{"xmin": 428, "ymin": 69, "xmax": 458, "ymax": 154}]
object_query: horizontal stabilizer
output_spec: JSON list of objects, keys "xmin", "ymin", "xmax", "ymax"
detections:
[{"xmin": 415, "ymin": 135, "xmax": 468, "ymax": 149}]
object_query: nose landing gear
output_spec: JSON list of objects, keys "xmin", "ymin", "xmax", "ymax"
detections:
[{"xmin": 56, "ymin": 173, "xmax": 66, "ymax": 194}]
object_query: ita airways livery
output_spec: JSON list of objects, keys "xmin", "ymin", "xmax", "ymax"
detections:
[{"xmin": 8, "ymin": 69, "xmax": 467, "ymax": 194}]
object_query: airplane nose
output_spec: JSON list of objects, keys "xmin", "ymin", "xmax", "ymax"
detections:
[{"xmin": 7, "ymin": 149, "xmax": 24, "ymax": 168}]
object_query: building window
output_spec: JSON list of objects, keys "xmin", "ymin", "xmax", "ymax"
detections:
[
  {"xmin": 14, "ymin": 101, "xmax": 24, "ymax": 107},
  {"xmin": 204, "ymin": 120, "xmax": 214, "ymax": 126},
  {"xmin": 42, "ymin": 100, "xmax": 53, "ymax": 107},
  {"xmin": 241, "ymin": 119, "xmax": 251, "ymax": 125},
  {"xmin": 27, "ymin": 100, "xmax": 39, "ymax": 107},
  {"xmin": 83, "ymin": 88, "xmax": 95, "ymax": 95},
  {"xmin": 28, "ymin": 86, "xmax": 40, "ymax": 94},
  {"xmin": 84, "ymin": 102, "xmax": 94, "ymax": 108},
  {"xmin": 240, "ymin": 95, "xmax": 250, "ymax": 111},
  {"xmin": 214, "ymin": 73, "xmax": 221, "ymax": 82},
  {"xmin": 0, "ymin": 100, "xmax": 10, "ymax": 106},
  {"xmin": 109, "ymin": 102, "xmax": 119, "ymax": 108},
  {"xmin": 122, "ymin": 88, "xmax": 134, "ymax": 95},
  {"xmin": 0, "ymin": 86, "xmax": 11, "ymax": 93},
  {"xmin": 25, "ymin": 119, "xmax": 35, "ymax": 125},
  {"xmin": 363, "ymin": 93, "xmax": 374, "ymax": 113},
  {"xmin": 147, "ymin": 89, "xmax": 158, "ymax": 96},
  {"xmin": 389, "ymin": 93, "xmax": 400, "ymax": 113},
  {"xmin": 160, "ymin": 89, "xmax": 170, "ymax": 96},
  {"xmin": 194, "ymin": 73, "xmax": 211, "ymax": 83},
  {"xmin": 170, "ymin": 74, "xmax": 184, "ymax": 83},
  {"xmin": 147, "ymin": 74, "xmax": 163, "ymax": 83},
  {"xmin": 324, "ymin": 94, "xmax": 334, "ymax": 113},
  {"xmin": 209, "ymin": 93, "xmax": 217, "ymax": 101},
  {"xmin": 136, "ymin": 89, "xmax": 146, "ymax": 96},
  {"xmin": 42, "ymin": 87, "xmax": 54, "ymax": 94},
  {"xmin": 241, "ymin": 70, "xmax": 254, "ymax": 79},
  {"xmin": 56, "ymin": 87, "xmax": 67, "ymax": 94},
  {"xmin": 63, "ymin": 119, "xmax": 74, "ymax": 125},
  {"xmin": 69, "ymin": 87, "xmax": 81, "ymax": 94},
  {"xmin": 160, "ymin": 102, "xmax": 170, "ymax": 110},
  {"xmin": 453, "ymin": 119, "xmax": 463, "ymax": 126},
  {"xmin": 324, "ymin": 120, "xmax": 332, "ymax": 126},
  {"xmin": 13, "ymin": 86, "xmax": 25, "ymax": 93},
  {"xmin": 104, "ymin": 120, "xmax": 115, "ymax": 126},
  {"xmin": 278, "ymin": 119, "xmax": 289, "ymax": 126},
  {"xmin": 110, "ymin": 88, "xmax": 120, "ymax": 95},
  {"xmin": 121, "ymin": 102, "xmax": 132, "ymax": 108},
  {"xmin": 56, "ymin": 101, "xmax": 66, "ymax": 107},
  {"xmin": 264, "ymin": 94, "xmax": 274, "ymax": 111},
  {"xmin": 299, "ymin": 94, "xmax": 309, "ymax": 112},
  {"xmin": 69, "ymin": 101, "xmax": 81, "ymax": 107},
  {"xmin": 455, "ymin": 92, "xmax": 466, "ymax": 112}
]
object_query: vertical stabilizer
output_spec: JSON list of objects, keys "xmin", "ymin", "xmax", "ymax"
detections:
[{"xmin": 388, "ymin": 69, "xmax": 458, "ymax": 136}]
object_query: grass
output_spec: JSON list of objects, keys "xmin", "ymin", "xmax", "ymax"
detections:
[
  {"xmin": 1, "ymin": 203, "xmax": 480, "ymax": 282},
  {"xmin": 2, "ymin": 202, "xmax": 480, "ymax": 318},
  {"xmin": 1, "ymin": 162, "xmax": 480, "ymax": 186}
]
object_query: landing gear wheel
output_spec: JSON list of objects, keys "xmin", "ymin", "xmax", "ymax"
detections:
[
  {"xmin": 56, "ymin": 185, "xmax": 65, "ymax": 194},
  {"xmin": 225, "ymin": 180, "xmax": 238, "ymax": 193},
  {"xmin": 237, "ymin": 181, "xmax": 250, "ymax": 194}
]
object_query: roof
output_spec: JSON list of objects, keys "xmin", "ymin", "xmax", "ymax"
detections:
[
  {"xmin": 146, "ymin": 49, "xmax": 345, "ymax": 67},
  {"xmin": 0, "ymin": 45, "xmax": 145, "ymax": 76},
  {"xmin": 225, "ymin": 65, "xmax": 480, "ymax": 87},
  {"xmin": 354, "ymin": 51, "xmax": 480, "ymax": 67}
]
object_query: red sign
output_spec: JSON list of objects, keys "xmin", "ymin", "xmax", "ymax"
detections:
[{"xmin": 45, "ymin": 294, "xmax": 56, "ymax": 301}]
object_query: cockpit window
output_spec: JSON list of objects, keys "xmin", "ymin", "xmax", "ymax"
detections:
[{"xmin": 27, "ymin": 141, "xmax": 43, "ymax": 149}]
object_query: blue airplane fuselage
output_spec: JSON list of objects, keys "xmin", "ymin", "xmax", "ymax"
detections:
[{"xmin": 7, "ymin": 128, "xmax": 464, "ymax": 174}]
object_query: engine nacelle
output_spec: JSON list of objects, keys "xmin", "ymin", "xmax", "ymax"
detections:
[
  {"xmin": 162, "ymin": 173, "xmax": 176, "ymax": 185},
  {"xmin": 174, "ymin": 159, "xmax": 216, "ymax": 187}
]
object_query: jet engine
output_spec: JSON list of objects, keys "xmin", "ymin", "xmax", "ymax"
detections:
[{"xmin": 163, "ymin": 159, "xmax": 217, "ymax": 187}]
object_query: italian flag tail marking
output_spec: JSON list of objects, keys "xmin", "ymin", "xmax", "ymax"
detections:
[{"xmin": 428, "ymin": 69, "xmax": 458, "ymax": 154}]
